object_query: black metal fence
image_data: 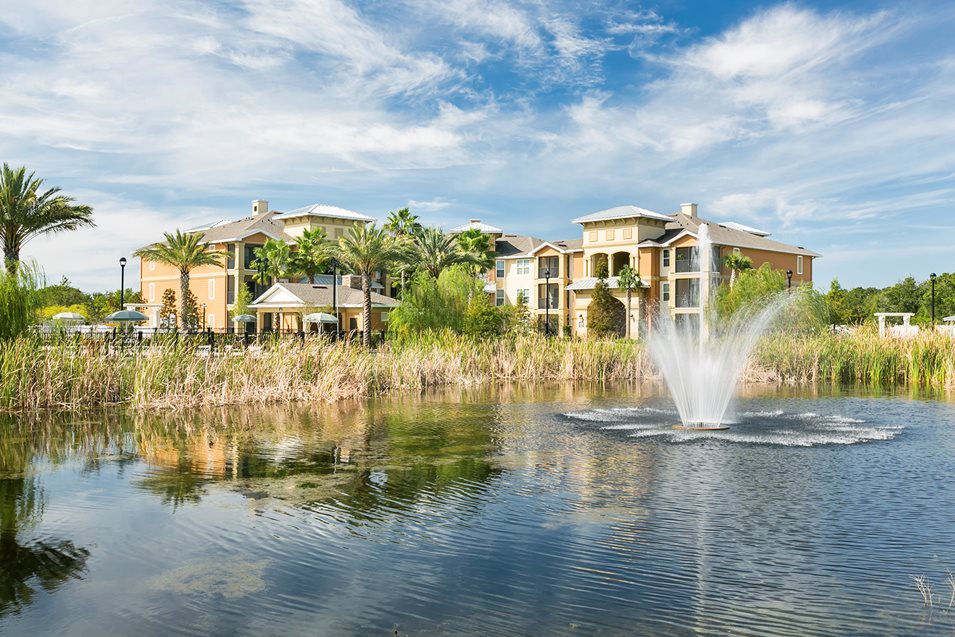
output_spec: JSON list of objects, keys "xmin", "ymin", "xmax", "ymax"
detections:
[{"xmin": 35, "ymin": 327, "xmax": 388, "ymax": 351}]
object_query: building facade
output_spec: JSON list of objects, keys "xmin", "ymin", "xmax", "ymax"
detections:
[
  {"xmin": 137, "ymin": 199, "xmax": 380, "ymax": 333},
  {"xmin": 471, "ymin": 203, "xmax": 818, "ymax": 338}
]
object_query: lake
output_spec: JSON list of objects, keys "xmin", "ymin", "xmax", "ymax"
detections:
[{"xmin": 2, "ymin": 384, "xmax": 954, "ymax": 636}]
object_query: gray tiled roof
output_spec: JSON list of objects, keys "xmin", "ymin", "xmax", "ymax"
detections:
[
  {"xmin": 551, "ymin": 238, "xmax": 583, "ymax": 251},
  {"xmin": 494, "ymin": 234, "xmax": 544, "ymax": 257},
  {"xmin": 198, "ymin": 211, "xmax": 296, "ymax": 244},
  {"xmin": 450, "ymin": 219, "xmax": 504, "ymax": 233},
  {"xmin": 251, "ymin": 282, "xmax": 398, "ymax": 308},
  {"xmin": 668, "ymin": 214, "xmax": 821, "ymax": 257},
  {"xmin": 281, "ymin": 204, "xmax": 375, "ymax": 222},
  {"xmin": 572, "ymin": 205, "xmax": 672, "ymax": 224}
]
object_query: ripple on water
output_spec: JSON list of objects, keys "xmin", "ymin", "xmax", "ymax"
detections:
[{"xmin": 564, "ymin": 406, "xmax": 904, "ymax": 447}]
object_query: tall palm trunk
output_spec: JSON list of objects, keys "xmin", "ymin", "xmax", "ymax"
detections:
[
  {"xmin": 179, "ymin": 271, "xmax": 190, "ymax": 330},
  {"xmin": 362, "ymin": 274, "xmax": 372, "ymax": 347},
  {"xmin": 730, "ymin": 269, "xmax": 737, "ymax": 288},
  {"xmin": 4, "ymin": 247, "xmax": 18, "ymax": 275}
]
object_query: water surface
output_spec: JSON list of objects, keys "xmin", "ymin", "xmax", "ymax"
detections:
[{"xmin": 2, "ymin": 384, "xmax": 954, "ymax": 636}]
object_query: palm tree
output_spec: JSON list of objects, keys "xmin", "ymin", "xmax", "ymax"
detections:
[
  {"xmin": 133, "ymin": 230, "xmax": 224, "ymax": 329},
  {"xmin": 384, "ymin": 208, "xmax": 422, "ymax": 291},
  {"xmin": 723, "ymin": 252, "xmax": 753, "ymax": 288},
  {"xmin": 454, "ymin": 227, "xmax": 495, "ymax": 275},
  {"xmin": 406, "ymin": 227, "xmax": 479, "ymax": 280},
  {"xmin": 336, "ymin": 224, "xmax": 402, "ymax": 346},
  {"xmin": 384, "ymin": 207, "xmax": 422, "ymax": 238},
  {"xmin": 251, "ymin": 238, "xmax": 291, "ymax": 287},
  {"xmin": 0, "ymin": 164, "xmax": 94, "ymax": 274},
  {"xmin": 290, "ymin": 228, "xmax": 332, "ymax": 283},
  {"xmin": 616, "ymin": 265, "xmax": 643, "ymax": 339}
]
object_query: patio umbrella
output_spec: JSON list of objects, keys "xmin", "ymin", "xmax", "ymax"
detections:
[
  {"xmin": 105, "ymin": 310, "xmax": 148, "ymax": 323},
  {"xmin": 303, "ymin": 312, "xmax": 339, "ymax": 324},
  {"xmin": 232, "ymin": 314, "xmax": 256, "ymax": 323},
  {"xmin": 943, "ymin": 316, "xmax": 955, "ymax": 322},
  {"xmin": 52, "ymin": 311, "xmax": 86, "ymax": 322}
]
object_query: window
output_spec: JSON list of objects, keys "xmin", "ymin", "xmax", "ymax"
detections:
[
  {"xmin": 227, "ymin": 276, "xmax": 235, "ymax": 304},
  {"xmin": 496, "ymin": 260, "xmax": 505, "ymax": 278},
  {"xmin": 662, "ymin": 282, "xmax": 670, "ymax": 303},
  {"xmin": 797, "ymin": 255, "xmax": 804, "ymax": 275},
  {"xmin": 538, "ymin": 255, "xmax": 559, "ymax": 279},
  {"xmin": 208, "ymin": 279, "xmax": 216, "ymax": 300},
  {"xmin": 244, "ymin": 244, "xmax": 261, "ymax": 269},
  {"xmin": 381, "ymin": 312, "xmax": 389, "ymax": 322},
  {"xmin": 496, "ymin": 289, "xmax": 505, "ymax": 306},
  {"xmin": 149, "ymin": 260, "xmax": 155, "ymax": 272},
  {"xmin": 675, "ymin": 247, "xmax": 699, "ymax": 273},
  {"xmin": 537, "ymin": 283, "xmax": 559, "ymax": 309},
  {"xmin": 588, "ymin": 230, "xmax": 597, "ymax": 242},
  {"xmin": 207, "ymin": 314, "xmax": 215, "ymax": 329},
  {"xmin": 606, "ymin": 229, "xmax": 615, "ymax": 240},
  {"xmin": 675, "ymin": 278, "xmax": 700, "ymax": 308},
  {"xmin": 516, "ymin": 259, "xmax": 530, "ymax": 275},
  {"xmin": 517, "ymin": 289, "xmax": 530, "ymax": 304},
  {"xmin": 148, "ymin": 283, "xmax": 155, "ymax": 301},
  {"xmin": 227, "ymin": 243, "xmax": 236, "ymax": 269},
  {"xmin": 663, "ymin": 249, "xmax": 670, "ymax": 267}
]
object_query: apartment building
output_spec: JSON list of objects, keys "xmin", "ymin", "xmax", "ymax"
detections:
[
  {"xmin": 138, "ymin": 199, "xmax": 389, "ymax": 333},
  {"xmin": 567, "ymin": 203, "xmax": 820, "ymax": 337},
  {"xmin": 452, "ymin": 220, "xmax": 584, "ymax": 334}
]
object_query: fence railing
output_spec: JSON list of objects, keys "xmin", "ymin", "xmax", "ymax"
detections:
[{"xmin": 34, "ymin": 327, "xmax": 388, "ymax": 350}]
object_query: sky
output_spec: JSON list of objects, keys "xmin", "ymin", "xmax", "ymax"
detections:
[{"xmin": 1, "ymin": 0, "xmax": 954, "ymax": 292}]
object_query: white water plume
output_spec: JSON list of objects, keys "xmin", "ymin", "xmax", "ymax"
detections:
[{"xmin": 648, "ymin": 229, "xmax": 791, "ymax": 427}]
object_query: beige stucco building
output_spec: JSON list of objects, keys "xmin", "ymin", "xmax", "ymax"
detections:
[
  {"xmin": 567, "ymin": 203, "xmax": 820, "ymax": 337},
  {"xmin": 137, "ymin": 199, "xmax": 384, "ymax": 334}
]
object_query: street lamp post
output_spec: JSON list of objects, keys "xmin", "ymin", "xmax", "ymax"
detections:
[
  {"xmin": 330, "ymin": 258, "xmax": 340, "ymax": 341},
  {"xmin": 931, "ymin": 272, "xmax": 937, "ymax": 328},
  {"xmin": 119, "ymin": 257, "xmax": 127, "ymax": 308},
  {"xmin": 786, "ymin": 269, "xmax": 793, "ymax": 290},
  {"xmin": 544, "ymin": 268, "xmax": 551, "ymax": 336}
]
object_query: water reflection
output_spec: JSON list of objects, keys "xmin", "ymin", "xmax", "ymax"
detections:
[
  {"xmin": 0, "ymin": 384, "xmax": 954, "ymax": 635},
  {"xmin": 0, "ymin": 418, "xmax": 93, "ymax": 618}
]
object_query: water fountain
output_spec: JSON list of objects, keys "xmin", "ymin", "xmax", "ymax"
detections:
[{"xmin": 648, "ymin": 224, "xmax": 788, "ymax": 430}]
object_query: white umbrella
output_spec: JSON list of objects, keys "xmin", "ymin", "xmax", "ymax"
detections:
[
  {"xmin": 303, "ymin": 312, "xmax": 339, "ymax": 324},
  {"xmin": 943, "ymin": 315, "xmax": 955, "ymax": 323},
  {"xmin": 232, "ymin": 314, "xmax": 256, "ymax": 323},
  {"xmin": 52, "ymin": 311, "xmax": 86, "ymax": 323}
]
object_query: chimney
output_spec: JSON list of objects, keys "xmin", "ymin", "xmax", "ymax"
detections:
[
  {"xmin": 252, "ymin": 199, "xmax": 269, "ymax": 214},
  {"xmin": 341, "ymin": 274, "xmax": 362, "ymax": 290},
  {"xmin": 681, "ymin": 203, "xmax": 698, "ymax": 218}
]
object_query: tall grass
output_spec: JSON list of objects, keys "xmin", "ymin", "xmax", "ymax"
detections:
[
  {"xmin": 755, "ymin": 327, "xmax": 955, "ymax": 389},
  {"xmin": 2, "ymin": 329, "xmax": 953, "ymax": 412},
  {"xmin": 0, "ymin": 333, "xmax": 652, "ymax": 411}
]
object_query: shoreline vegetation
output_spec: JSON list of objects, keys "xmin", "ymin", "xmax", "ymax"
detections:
[{"xmin": 2, "ymin": 330, "xmax": 953, "ymax": 412}]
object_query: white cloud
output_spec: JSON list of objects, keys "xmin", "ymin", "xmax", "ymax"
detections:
[{"xmin": 2, "ymin": 1, "xmax": 955, "ymax": 289}]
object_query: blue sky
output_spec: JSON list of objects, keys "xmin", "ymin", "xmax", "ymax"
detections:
[{"xmin": 1, "ymin": 0, "xmax": 954, "ymax": 291}]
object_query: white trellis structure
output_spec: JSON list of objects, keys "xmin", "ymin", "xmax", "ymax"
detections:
[{"xmin": 874, "ymin": 312, "xmax": 918, "ymax": 338}]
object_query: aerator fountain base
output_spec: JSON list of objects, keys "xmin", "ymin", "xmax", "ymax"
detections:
[{"xmin": 671, "ymin": 423, "xmax": 730, "ymax": 431}]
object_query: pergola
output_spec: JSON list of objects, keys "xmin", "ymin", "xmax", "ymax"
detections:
[{"xmin": 873, "ymin": 312, "xmax": 917, "ymax": 338}]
